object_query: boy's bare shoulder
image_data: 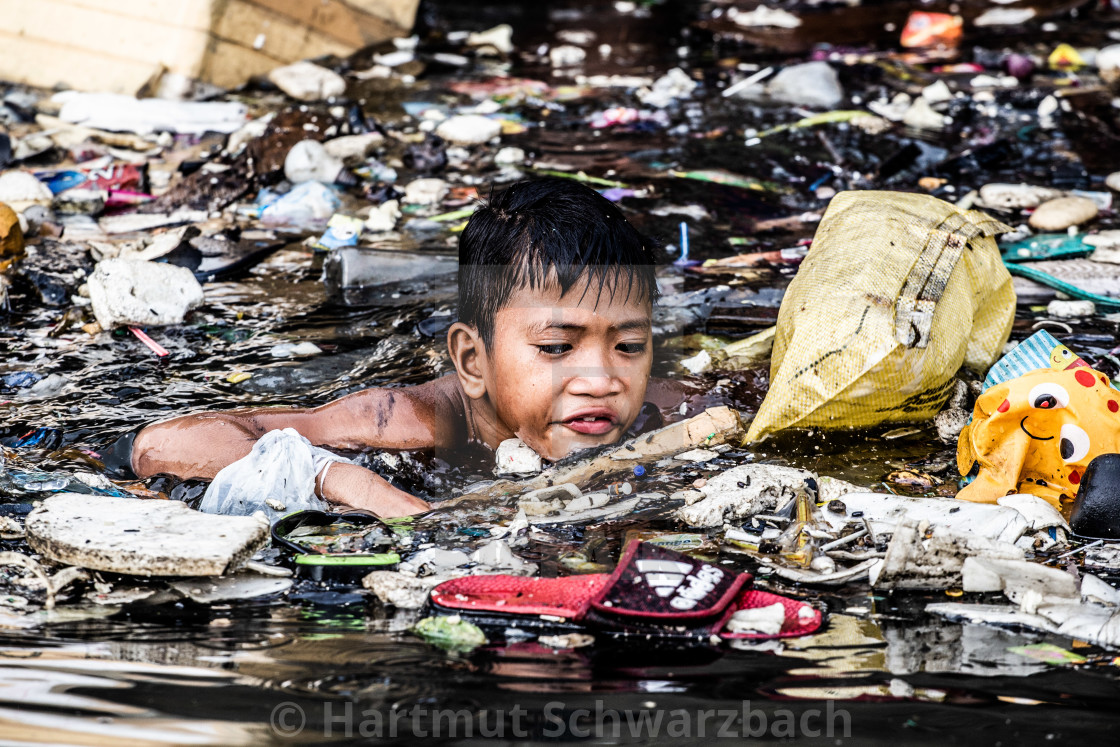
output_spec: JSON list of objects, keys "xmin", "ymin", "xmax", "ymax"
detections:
[{"xmin": 320, "ymin": 374, "xmax": 469, "ymax": 450}]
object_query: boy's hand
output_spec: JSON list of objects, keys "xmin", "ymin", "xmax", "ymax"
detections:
[{"xmin": 317, "ymin": 462, "xmax": 431, "ymax": 518}]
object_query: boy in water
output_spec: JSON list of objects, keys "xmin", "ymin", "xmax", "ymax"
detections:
[{"xmin": 132, "ymin": 179, "xmax": 690, "ymax": 517}]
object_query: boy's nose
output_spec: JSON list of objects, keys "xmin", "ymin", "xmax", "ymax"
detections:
[{"xmin": 563, "ymin": 354, "xmax": 625, "ymax": 397}]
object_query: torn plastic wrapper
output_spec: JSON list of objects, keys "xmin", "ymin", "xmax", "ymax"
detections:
[
  {"xmin": 747, "ymin": 191, "xmax": 1015, "ymax": 441},
  {"xmin": 310, "ymin": 213, "xmax": 364, "ymax": 252}
]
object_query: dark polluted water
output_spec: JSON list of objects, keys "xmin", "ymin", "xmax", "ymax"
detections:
[{"xmin": 3, "ymin": 0, "xmax": 1120, "ymax": 743}]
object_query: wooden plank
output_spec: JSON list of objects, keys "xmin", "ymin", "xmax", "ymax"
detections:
[
  {"xmin": 0, "ymin": 0, "xmax": 418, "ymax": 93},
  {"xmin": 250, "ymin": 0, "xmax": 418, "ymax": 43},
  {"xmin": 212, "ymin": 1, "xmax": 353, "ymax": 65},
  {"xmin": 2, "ymin": 0, "xmax": 212, "ymax": 81},
  {"xmin": 26, "ymin": 0, "xmax": 213, "ymax": 29},
  {"xmin": 345, "ymin": 0, "xmax": 420, "ymax": 31},
  {"xmin": 244, "ymin": 0, "xmax": 367, "ymax": 47},
  {"xmin": 0, "ymin": 31, "xmax": 165, "ymax": 93},
  {"xmin": 446, "ymin": 406, "xmax": 747, "ymax": 506},
  {"xmin": 196, "ymin": 38, "xmax": 284, "ymax": 89}
]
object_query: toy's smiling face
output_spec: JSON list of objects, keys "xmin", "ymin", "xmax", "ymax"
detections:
[
  {"xmin": 1048, "ymin": 344, "xmax": 1079, "ymax": 371},
  {"xmin": 958, "ymin": 366, "xmax": 1120, "ymax": 506}
]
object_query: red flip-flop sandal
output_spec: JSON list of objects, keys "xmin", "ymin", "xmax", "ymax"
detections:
[{"xmin": 428, "ymin": 542, "xmax": 823, "ymax": 643}]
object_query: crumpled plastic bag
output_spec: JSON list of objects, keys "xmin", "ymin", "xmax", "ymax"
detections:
[
  {"xmin": 957, "ymin": 366, "xmax": 1120, "ymax": 508},
  {"xmin": 199, "ymin": 428, "xmax": 349, "ymax": 521},
  {"xmin": 746, "ymin": 190, "xmax": 1015, "ymax": 441}
]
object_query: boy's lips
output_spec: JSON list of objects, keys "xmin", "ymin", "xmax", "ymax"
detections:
[{"xmin": 558, "ymin": 408, "xmax": 619, "ymax": 435}]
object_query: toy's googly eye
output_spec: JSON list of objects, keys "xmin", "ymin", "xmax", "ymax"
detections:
[
  {"xmin": 1028, "ymin": 382, "xmax": 1070, "ymax": 410},
  {"xmin": 1059, "ymin": 424, "xmax": 1090, "ymax": 462}
]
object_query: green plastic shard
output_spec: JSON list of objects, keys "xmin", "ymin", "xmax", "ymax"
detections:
[{"xmin": 754, "ymin": 110, "xmax": 869, "ymax": 139}]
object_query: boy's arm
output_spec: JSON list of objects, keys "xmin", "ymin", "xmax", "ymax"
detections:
[{"xmin": 131, "ymin": 375, "xmax": 467, "ymax": 517}]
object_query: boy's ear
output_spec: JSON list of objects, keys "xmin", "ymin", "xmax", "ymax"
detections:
[{"xmin": 447, "ymin": 322, "xmax": 488, "ymax": 400}]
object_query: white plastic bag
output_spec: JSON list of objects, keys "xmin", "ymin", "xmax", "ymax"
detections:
[{"xmin": 199, "ymin": 428, "xmax": 348, "ymax": 521}]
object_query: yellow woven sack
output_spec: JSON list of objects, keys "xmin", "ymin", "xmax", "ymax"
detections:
[{"xmin": 746, "ymin": 190, "xmax": 1015, "ymax": 442}]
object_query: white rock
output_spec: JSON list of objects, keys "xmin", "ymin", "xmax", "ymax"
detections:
[
  {"xmin": 398, "ymin": 548, "xmax": 471, "ymax": 575},
  {"xmin": 169, "ymin": 574, "xmax": 292, "ymax": 603},
  {"xmin": 435, "ymin": 115, "xmax": 502, "ymax": 146},
  {"xmin": 268, "ymin": 61, "xmax": 347, "ymax": 101},
  {"xmin": 495, "ymin": 438, "xmax": 542, "ymax": 476},
  {"xmin": 323, "ymin": 133, "xmax": 384, "ymax": 165},
  {"xmin": 677, "ymin": 464, "xmax": 814, "ymax": 528},
  {"xmin": 868, "ymin": 92, "xmax": 911, "ymax": 122},
  {"xmin": 25, "ymin": 493, "xmax": 268, "ymax": 576},
  {"xmin": 494, "ymin": 146, "xmax": 526, "ymax": 165},
  {"xmin": 0, "ymin": 171, "xmax": 54, "ymax": 210},
  {"xmin": 365, "ymin": 200, "xmax": 401, "ymax": 232},
  {"xmin": 731, "ymin": 6, "xmax": 801, "ymax": 29},
  {"xmin": 86, "ymin": 258, "xmax": 204, "ymax": 328},
  {"xmin": 974, "ymin": 7, "xmax": 1036, "ymax": 26},
  {"xmin": 1096, "ymin": 44, "xmax": 1120, "ymax": 83},
  {"xmin": 270, "ymin": 341, "xmax": 322, "ymax": 358},
  {"xmin": 403, "ymin": 178, "xmax": 449, "ymax": 206},
  {"xmin": 1037, "ymin": 95, "xmax": 1059, "ymax": 129},
  {"xmin": 902, "ymin": 98, "xmax": 950, "ymax": 130},
  {"xmin": 921, "ymin": 80, "xmax": 953, "ymax": 104},
  {"xmin": 1106, "ymin": 172, "xmax": 1120, "ymax": 192},
  {"xmin": 1029, "ymin": 196, "xmax": 1099, "ymax": 231},
  {"xmin": 639, "ymin": 67, "xmax": 699, "ymax": 108},
  {"xmin": 817, "ymin": 476, "xmax": 861, "ymax": 504},
  {"xmin": 978, "ymin": 183, "xmax": 1063, "ymax": 210},
  {"xmin": 363, "ymin": 571, "xmax": 444, "ymax": 609},
  {"xmin": 670, "ymin": 489, "xmax": 705, "ymax": 504},
  {"xmin": 549, "ymin": 45, "xmax": 586, "ymax": 68},
  {"xmin": 1046, "ymin": 299, "xmax": 1095, "ymax": 318},
  {"xmin": 284, "ymin": 140, "xmax": 345, "ymax": 184},
  {"xmin": 724, "ymin": 603, "xmax": 787, "ymax": 635},
  {"xmin": 934, "ymin": 406, "xmax": 970, "ymax": 444},
  {"xmin": 224, "ymin": 115, "xmax": 272, "ymax": 155},
  {"xmin": 674, "ymin": 448, "xmax": 719, "ymax": 463},
  {"xmin": 467, "ymin": 24, "xmax": 514, "ymax": 54},
  {"xmin": 766, "ymin": 62, "xmax": 842, "ymax": 109},
  {"xmin": 679, "ymin": 349, "xmax": 712, "ymax": 374}
]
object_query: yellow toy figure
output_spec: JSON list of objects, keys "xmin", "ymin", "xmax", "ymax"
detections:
[{"xmin": 957, "ymin": 366, "xmax": 1120, "ymax": 508}]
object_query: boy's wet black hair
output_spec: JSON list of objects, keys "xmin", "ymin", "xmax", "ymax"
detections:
[{"xmin": 457, "ymin": 178, "xmax": 660, "ymax": 347}]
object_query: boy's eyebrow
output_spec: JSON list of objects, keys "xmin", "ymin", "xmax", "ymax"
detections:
[{"xmin": 527, "ymin": 319, "xmax": 652, "ymax": 335}]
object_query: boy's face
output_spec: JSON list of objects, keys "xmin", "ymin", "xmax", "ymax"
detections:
[{"xmin": 481, "ymin": 279, "xmax": 653, "ymax": 461}]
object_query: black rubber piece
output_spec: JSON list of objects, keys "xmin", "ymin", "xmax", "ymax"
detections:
[{"xmin": 1070, "ymin": 453, "xmax": 1120, "ymax": 539}]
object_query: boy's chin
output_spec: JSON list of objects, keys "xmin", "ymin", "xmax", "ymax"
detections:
[{"xmin": 536, "ymin": 426, "xmax": 624, "ymax": 461}]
